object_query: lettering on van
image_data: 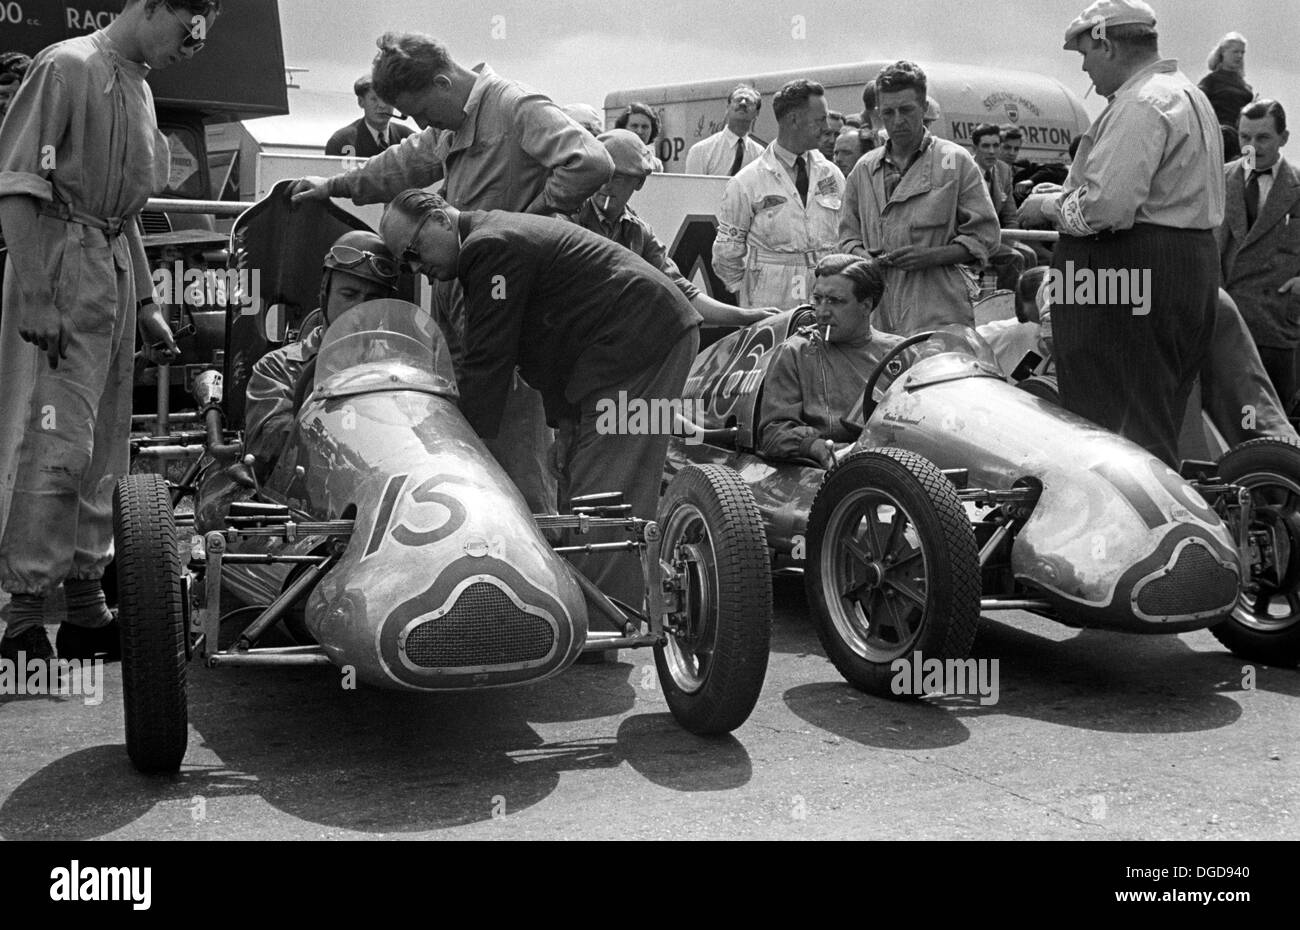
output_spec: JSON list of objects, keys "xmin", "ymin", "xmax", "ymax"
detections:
[{"xmin": 949, "ymin": 120, "xmax": 1073, "ymax": 149}]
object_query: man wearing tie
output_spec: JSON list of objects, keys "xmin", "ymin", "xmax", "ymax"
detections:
[
  {"xmin": 683, "ymin": 84, "xmax": 764, "ymax": 176},
  {"xmin": 325, "ymin": 75, "xmax": 415, "ymax": 157},
  {"xmin": 712, "ymin": 80, "xmax": 844, "ymax": 310},
  {"xmin": 1218, "ymin": 99, "xmax": 1300, "ymax": 411}
]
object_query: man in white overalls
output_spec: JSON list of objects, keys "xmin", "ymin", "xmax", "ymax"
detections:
[{"xmin": 713, "ymin": 79, "xmax": 845, "ymax": 311}]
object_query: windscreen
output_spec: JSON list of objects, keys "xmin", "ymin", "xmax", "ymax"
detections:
[{"xmin": 313, "ymin": 300, "xmax": 458, "ymax": 401}]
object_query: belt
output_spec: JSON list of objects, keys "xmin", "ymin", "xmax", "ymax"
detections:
[
  {"xmin": 746, "ymin": 243, "xmax": 824, "ymax": 268},
  {"xmin": 39, "ymin": 200, "xmax": 131, "ymax": 237}
]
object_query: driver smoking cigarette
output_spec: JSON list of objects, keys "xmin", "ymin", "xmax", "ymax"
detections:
[{"xmin": 824, "ymin": 325, "xmax": 831, "ymax": 342}]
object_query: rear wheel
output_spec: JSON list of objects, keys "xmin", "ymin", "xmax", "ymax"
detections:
[
  {"xmin": 1213, "ymin": 438, "xmax": 1300, "ymax": 666},
  {"xmin": 806, "ymin": 449, "xmax": 981, "ymax": 697},
  {"xmin": 114, "ymin": 474, "xmax": 188, "ymax": 773},
  {"xmin": 654, "ymin": 465, "xmax": 772, "ymax": 735}
]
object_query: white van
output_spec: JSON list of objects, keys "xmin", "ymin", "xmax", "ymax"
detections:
[{"xmin": 605, "ymin": 59, "xmax": 1091, "ymax": 170}]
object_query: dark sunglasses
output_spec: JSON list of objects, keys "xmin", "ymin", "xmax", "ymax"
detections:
[
  {"xmin": 170, "ymin": 7, "xmax": 207, "ymax": 52},
  {"xmin": 329, "ymin": 246, "xmax": 400, "ymax": 281}
]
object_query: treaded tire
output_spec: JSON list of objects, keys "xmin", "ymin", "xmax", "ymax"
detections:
[
  {"xmin": 1212, "ymin": 438, "xmax": 1300, "ymax": 666},
  {"xmin": 654, "ymin": 464, "xmax": 772, "ymax": 735},
  {"xmin": 114, "ymin": 474, "xmax": 188, "ymax": 772},
  {"xmin": 806, "ymin": 448, "xmax": 981, "ymax": 697}
]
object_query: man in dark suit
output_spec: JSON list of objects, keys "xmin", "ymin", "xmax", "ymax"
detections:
[
  {"xmin": 325, "ymin": 75, "xmax": 414, "ymax": 157},
  {"xmin": 1217, "ymin": 99, "xmax": 1300, "ymax": 410},
  {"xmin": 381, "ymin": 189, "xmax": 700, "ymax": 608}
]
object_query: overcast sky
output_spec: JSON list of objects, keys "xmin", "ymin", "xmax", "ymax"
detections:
[{"xmin": 275, "ymin": 0, "xmax": 1296, "ymax": 126}]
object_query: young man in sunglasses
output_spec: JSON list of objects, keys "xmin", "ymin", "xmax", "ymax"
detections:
[
  {"xmin": 243, "ymin": 231, "xmax": 400, "ymax": 472},
  {"xmin": 0, "ymin": 0, "xmax": 220, "ymax": 663}
]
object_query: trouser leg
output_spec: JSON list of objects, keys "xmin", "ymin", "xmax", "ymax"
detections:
[
  {"xmin": 437, "ymin": 280, "xmax": 557, "ymax": 516},
  {"xmin": 1257, "ymin": 346, "xmax": 1298, "ymax": 417},
  {"xmin": 0, "ymin": 228, "xmax": 132, "ymax": 604},
  {"xmin": 1053, "ymin": 229, "xmax": 1217, "ymax": 468},
  {"xmin": 1203, "ymin": 294, "xmax": 1297, "ymax": 444},
  {"xmin": 563, "ymin": 329, "xmax": 699, "ymax": 607}
]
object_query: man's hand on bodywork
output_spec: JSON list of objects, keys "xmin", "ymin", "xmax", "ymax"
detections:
[
  {"xmin": 289, "ymin": 177, "xmax": 333, "ymax": 203},
  {"xmin": 1279, "ymin": 276, "xmax": 1300, "ymax": 296}
]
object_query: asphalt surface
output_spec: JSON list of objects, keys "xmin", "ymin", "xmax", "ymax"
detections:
[{"xmin": 0, "ymin": 575, "xmax": 1296, "ymax": 840}]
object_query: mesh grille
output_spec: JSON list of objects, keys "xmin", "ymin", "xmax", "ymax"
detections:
[
  {"xmin": 403, "ymin": 582, "xmax": 554, "ymax": 669},
  {"xmin": 1135, "ymin": 542, "xmax": 1238, "ymax": 617}
]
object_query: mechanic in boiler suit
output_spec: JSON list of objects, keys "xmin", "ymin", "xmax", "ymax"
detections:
[
  {"xmin": 713, "ymin": 79, "xmax": 845, "ymax": 311},
  {"xmin": 0, "ymin": 1, "xmax": 219, "ymax": 662}
]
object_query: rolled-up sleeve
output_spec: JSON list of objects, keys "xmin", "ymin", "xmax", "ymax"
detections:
[
  {"xmin": 516, "ymin": 96, "xmax": 614, "ymax": 215},
  {"xmin": 838, "ymin": 165, "xmax": 869, "ymax": 256},
  {"xmin": 0, "ymin": 56, "xmax": 68, "ymax": 202},
  {"xmin": 328, "ymin": 128, "xmax": 448, "ymax": 205},
  {"xmin": 952, "ymin": 158, "xmax": 1000, "ymax": 263},
  {"xmin": 712, "ymin": 178, "xmax": 752, "ymax": 293}
]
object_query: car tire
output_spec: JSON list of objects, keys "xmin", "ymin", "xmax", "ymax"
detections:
[
  {"xmin": 806, "ymin": 448, "xmax": 981, "ymax": 697},
  {"xmin": 1212, "ymin": 437, "xmax": 1300, "ymax": 666},
  {"xmin": 654, "ymin": 464, "xmax": 772, "ymax": 735},
  {"xmin": 114, "ymin": 474, "xmax": 189, "ymax": 773}
]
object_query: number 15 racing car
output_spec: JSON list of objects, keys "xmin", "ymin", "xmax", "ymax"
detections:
[
  {"xmin": 115, "ymin": 186, "xmax": 772, "ymax": 773},
  {"xmin": 667, "ymin": 310, "xmax": 1300, "ymax": 696}
]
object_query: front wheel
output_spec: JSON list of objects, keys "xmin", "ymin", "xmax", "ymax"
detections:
[
  {"xmin": 114, "ymin": 474, "xmax": 188, "ymax": 773},
  {"xmin": 654, "ymin": 465, "xmax": 772, "ymax": 735},
  {"xmin": 1212, "ymin": 438, "xmax": 1300, "ymax": 666},
  {"xmin": 805, "ymin": 449, "xmax": 981, "ymax": 697}
]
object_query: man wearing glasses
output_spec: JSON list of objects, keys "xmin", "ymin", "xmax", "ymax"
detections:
[
  {"xmin": 0, "ymin": 0, "xmax": 220, "ymax": 663},
  {"xmin": 683, "ymin": 85, "xmax": 765, "ymax": 177},
  {"xmin": 243, "ymin": 232, "xmax": 400, "ymax": 472},
  {"xmin": 381, "ymin": 189, "xmax": 700, "ymax": 609}
]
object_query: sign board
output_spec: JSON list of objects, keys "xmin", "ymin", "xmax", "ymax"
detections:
[{"xmin": 5, "ymin": 0, "xmax": 288, "ymax": 121}]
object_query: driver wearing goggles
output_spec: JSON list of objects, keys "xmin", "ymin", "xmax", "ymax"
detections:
[{"xmin": 244, "ymin": 230, "xmax": 399, "ymax": 470}]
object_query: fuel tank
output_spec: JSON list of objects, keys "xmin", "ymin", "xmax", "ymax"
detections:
[
  {"xmin": 860, "ymin": 352, "xmax": 1241, "ymax": 631},
  {"xmin": 275, "ymin": 301, "xmax": 588, "ymax": 689}
]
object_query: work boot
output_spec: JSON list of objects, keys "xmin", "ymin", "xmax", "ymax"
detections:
[
  {"xmin": 0, "ymin": 625, "xmax": 55, "ymax": 662},
  {"xmin": 55, "ymin": 618, "xmax": 122, "ymax": 662}
]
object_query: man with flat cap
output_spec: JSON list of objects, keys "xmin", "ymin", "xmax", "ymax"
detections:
[{"xmin": 1022, "ymin": 0, "xmax": 1224, "ymax": 467}]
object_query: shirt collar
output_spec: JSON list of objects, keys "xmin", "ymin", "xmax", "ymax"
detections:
[
  {"xmin": 771, "ymin": 141, "xmax": 802, "ymax": 168},
  {"xmin": 451, "ymin": 63, "xmax": 493, "ymax": 149},
  {"xmin": 1109, "ymin": 58, "xmax": 1178, "ymax": 102},
  {"xmin": 875, "ymin": 131, "xmax": 932, "ymax": 173},
  {"xmin": 721, "ymin": 126, "xmax": 746, "ymax": 146},
  {"xmin": 90, "ymin": 29, "xmax": 150, "ymax": 83}
]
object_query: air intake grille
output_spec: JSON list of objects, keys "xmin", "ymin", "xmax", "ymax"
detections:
[
  {"xmin": 1135, "ymin": 542, "xmax": 1237, "ymax": 618},
  {"xmin": 403, "ymin": 582, "xmax": 554, "ymax": 668},
  {"xmin": 140, "ymin": 211, "xmax": 172, "ymax": 235}
]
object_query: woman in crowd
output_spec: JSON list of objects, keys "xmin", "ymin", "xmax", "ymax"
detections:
[
  {"xmin": 1199, "ymin": 32, "xmax": 1254, "ymax": 159},
  {"xmin": 614, "ymin": 102, "xmax": 664, "ymax": 171}
]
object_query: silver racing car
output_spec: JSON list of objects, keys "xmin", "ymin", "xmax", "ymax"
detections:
[{"xmin": 668, "ymin": 311, "xmax": 1300, "ymax": 696}]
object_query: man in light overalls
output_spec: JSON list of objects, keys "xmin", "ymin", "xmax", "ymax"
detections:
[
  {"xmin": 0, "ymin": 1, "xmax": 219, "ymax": 661},
  {"xmin": 713, "ymin": 79, "xmax": 845, "ymax": 311}
]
